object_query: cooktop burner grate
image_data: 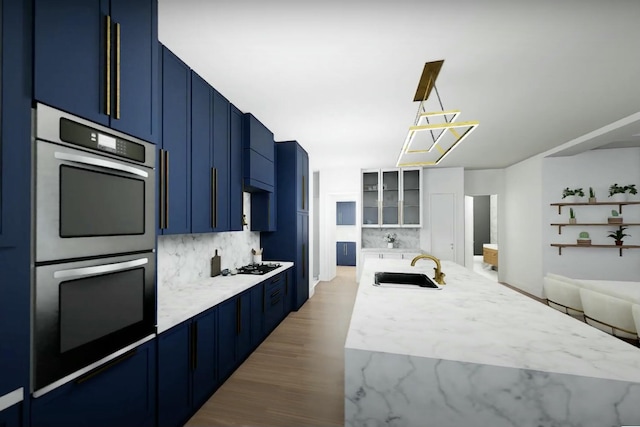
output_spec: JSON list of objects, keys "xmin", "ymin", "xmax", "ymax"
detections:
[{"xmin": 236, "ymin": 262, "xmax": 281, "ymax": 275}]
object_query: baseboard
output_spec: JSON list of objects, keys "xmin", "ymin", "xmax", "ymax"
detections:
[{"xmin": 498, "ymin": 281, "xmax": 546, "ymax": 304}]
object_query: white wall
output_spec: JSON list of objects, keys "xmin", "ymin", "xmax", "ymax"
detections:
[
  {"xmin": 542, "ymin": 147, "xmax": 640, "ymax": 281},
  {"xmin": 502, "ymin": 156, "xmax": 544, "ymax": 297},
  {"xmin": 421, "ymin": 167, "xmax": 465, "ymax": 264},
  {"xmin": 464, "ymin": 169, "xmax": 504, "ymax": 196},
  {"xmin": 318, "ymin": 167, "xmax": 361, "ymax": 281}
]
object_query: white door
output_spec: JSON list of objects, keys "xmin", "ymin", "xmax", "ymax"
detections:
[
  {"xmin": 464, "ymin": 196, "xmax": 474, "ymax": 269},
  {"xmin": 430, "ymin": 193, "xmax": 455, "ymax": 261}
]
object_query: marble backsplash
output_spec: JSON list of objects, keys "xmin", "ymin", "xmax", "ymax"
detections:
[
  {"xmin": 361, "ymin": 228, "xmax": 420, "ymax": 249},
  {"xmin": 157, "ymin": 193, "xmax": 260, "ymax": 290}
]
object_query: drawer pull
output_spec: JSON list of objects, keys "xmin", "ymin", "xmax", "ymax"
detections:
[{"xmin": 270, "ymin": 289, "xmax": 281, "ymax": 298}]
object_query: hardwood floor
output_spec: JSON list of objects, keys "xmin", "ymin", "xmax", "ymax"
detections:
[{"xmin": 185, "ymin": 266, "xmax": 358, "ymax": 427}]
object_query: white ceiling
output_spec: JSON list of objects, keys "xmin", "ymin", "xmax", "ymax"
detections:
[{"xmin": 157, "ymin": 0, "xmax": 640, "ymax": 171}]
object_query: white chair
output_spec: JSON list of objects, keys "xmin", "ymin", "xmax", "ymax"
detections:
[
  {"xmin": 543, "ymin": 276, "xmax": 584, "ymax": 320},
  {"xmin": 633, "ymin": 305, "xmax": 640, "ymax": 343},
  {"xmin": 579, "ymin": 289, "xmax": 638, "ymax": 340}
]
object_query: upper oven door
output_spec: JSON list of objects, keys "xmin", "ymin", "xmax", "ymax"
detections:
[{"xmin": 35, "ymin": 140, "xmax": 155, "ymax": 263}]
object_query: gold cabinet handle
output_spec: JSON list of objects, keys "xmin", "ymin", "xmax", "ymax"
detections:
[
  {"xmin": 105, "ymin": 15, "xmax": 111, "ymax": 116},
  {"xmin": 115, "ymin": 21, "xmax": 121, "ymax": 119}
]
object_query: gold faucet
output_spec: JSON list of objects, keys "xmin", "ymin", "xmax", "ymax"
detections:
[{"xmin": 410, "ymin": 254, "xmax": 446, "ymax": 285}]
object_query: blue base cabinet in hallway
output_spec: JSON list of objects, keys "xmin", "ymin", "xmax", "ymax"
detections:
[
  {"xmin": 157, "ymin": 308, "xmax": 217, "ymax": 427},
  {"xmin": 0, "ymin": 403, "xmax": 21, "ymax": 427},
  {"xmin": 33, "ymin": 0, "xmax": 159, "ymax": 143},
  {"xmin": 30, "ymin": 340, "xmax": 156, "ymax": 427},
  {"xmin": 337, "ymin": 241, "xmax": 357, "ymax": 266},
  {"xmin": 260, "ymin": 141, "xmax": 309, "ymax": 311}
]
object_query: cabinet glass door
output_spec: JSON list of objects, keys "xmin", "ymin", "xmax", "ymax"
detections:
[
  {"xmin": 382, "ymin": 171, "xmax": 399, "ymax": 225},
  {"xmin": 362, "ymin": 171, "xmax": 379, "ymax": 226},
  {"xmin": 402, "ymin": 169, "xmax": 421, "ymax": 225}
]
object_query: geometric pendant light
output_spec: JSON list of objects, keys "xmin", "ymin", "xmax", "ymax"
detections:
[{"xmin": 396, "ymin": 60, "xmax": 479, "ymax": 167}]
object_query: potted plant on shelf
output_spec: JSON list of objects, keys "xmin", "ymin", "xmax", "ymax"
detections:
[
  {"xmin": 608, "ymin": 183, "xmax": 637, "ymax": 203},
  {"xmin": 562, "ymin": 187, "xmax": 584, "ymax": 203},
  {"xmin": 577, "ymin": 231, "xmax": 591, "ymax": 245},
  {"xmin": 588, "ymin": 187, "xmax": 596, "ymax": 204},
  {"xmin": 384, "ymin": 232, "xmax": 397, "ymax": 249},
  {"xmin": 607, "ymin": 226, "xmax": 630, "ymax": 246},
  {"xmin": 569, "ymin": 208, "xmax": 576, "ymax": 224},
  {"xmin": 608, "ymin": 209, "xmax": 623, "ymax": 224}
]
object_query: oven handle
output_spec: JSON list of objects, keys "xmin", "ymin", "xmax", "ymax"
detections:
[
  {"xmin": 54, "ymin": 152, "xmax": 149, "ymax": 178},
  {"xmin": 53, "ymin": 258, "xmax": 149, "ymax": 279}
]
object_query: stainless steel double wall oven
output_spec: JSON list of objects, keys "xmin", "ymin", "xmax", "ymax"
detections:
[{"xmin": 32, "ymin": 104, "xmax": 156, "ymax": 395}]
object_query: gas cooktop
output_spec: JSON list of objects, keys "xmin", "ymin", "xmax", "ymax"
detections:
[{"xmin": 236, "ymin": 263, "xmax": 281, "ymax": 275}]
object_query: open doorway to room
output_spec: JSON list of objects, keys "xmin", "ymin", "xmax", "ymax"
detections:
[{"xmin": 465, "ymin": 194, "xmax": 499, "ymax": 282}]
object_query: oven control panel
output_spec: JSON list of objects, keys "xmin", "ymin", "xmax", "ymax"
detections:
[{"xmin": 60, "ymin": 118, "xmax": 145, "ymax": 163}]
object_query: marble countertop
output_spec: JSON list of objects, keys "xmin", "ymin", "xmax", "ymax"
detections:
[
  {"xmin": 346, "ymin": 258, "xmax": 640, "ymax": 383},
  {"xmin": 482, "ymin": 243, "xmax": 498, "ymax": 250},
  {"xmin": 361, "ymin": 247, "xmax": 424, "ymax": 253},
  {"xmin": 157, "ymin": 262, "xmax": 294, "ymax": 333}
]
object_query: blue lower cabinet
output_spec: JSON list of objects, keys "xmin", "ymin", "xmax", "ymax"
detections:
[
  {"xmin": 0, "ymin": 402, "xmax": 22, "ymax": 427},
  {"xmin": 217, "ymin": 291, "xmax": 254, "ymax": 382},
  {"xmin": 264, "ymin": 273, "xmax": 285, "ymax": 334},
  {"xmin": 158, "ymin": 308, "xmax": 218, "ymax": 427},
  {"xmin": 337, "ymin": 241, "xmax": 356, "ymax": 266},
  {"xmin": 30, "ymin": 340, "xmax": 156, "ymax": 427},
  {"xmin": 283, "ymin": 269, "xmax": 293, "ymax": 315},
  {"xmin": 250, "ymin": 283, "xmax": 265, "ymax": 347}
]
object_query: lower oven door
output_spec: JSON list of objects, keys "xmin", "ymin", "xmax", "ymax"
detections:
[
  {"xmin": 33, "ymin": 252, "xmax": 156, "ymax": 394},
  {"xmin": 35, "ymin": 139, "xmax": 155, "ymax": 263}
]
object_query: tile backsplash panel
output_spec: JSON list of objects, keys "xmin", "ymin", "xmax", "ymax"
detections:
[
  {"xmin": 361, "ymin": 228, "xmax": 420, "ymax": 249},
  {"xmin": 157, "ymin": 193, "xmax": 260, "ymax": 290}
]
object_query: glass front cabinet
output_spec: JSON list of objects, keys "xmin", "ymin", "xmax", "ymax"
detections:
[{"xmin": 361, "ymin": 168, "xmax": 422, "ymax": 228}]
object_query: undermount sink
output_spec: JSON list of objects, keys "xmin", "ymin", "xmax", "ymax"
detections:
[{"xmin": 373, "ymin": 272, "xmax": 441, "ymax": 289}]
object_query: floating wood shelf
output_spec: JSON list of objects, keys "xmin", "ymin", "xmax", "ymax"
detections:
[
  {"xmin": 550, "ymin": 201, "xmax": 640, "ymax": 214},
  {"xmin": 550, "ymin": 223, "xmax": 640, "ymax": 234},
  {"xmin": 550, "ymin": 243, "xmax": 640, "ymax": 256}
]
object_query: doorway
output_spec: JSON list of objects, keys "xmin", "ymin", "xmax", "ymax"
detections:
[{"xmin": 465, "ymin": 194, "xmax": 499, "ymax": 282}]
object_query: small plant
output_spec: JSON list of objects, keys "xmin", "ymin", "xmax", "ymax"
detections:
[
  {"xmin": 609, "ymin": 183, "xmax": 637, "ymax": 197},
  {"xmin": 589, "ymin": 187, "xmax": 595, "ymax": 198},
  {"xmin": 384, "ymin": 232, "xmax": 397, "ymax": 243},
  {"xmin": 562, "ymin": 187, "xmax": 584, "ymax": 199},
  {"xmin": 611, "ymin": 210, "xmax": 619, "ymax": 217},
  {"xmin": 607, "ymin": 226, "xmax": 630, "ymax": 244},
  {"xmin": 569, "ymin": 208, "xmax": 575, "ymax": 218},
  {"xmin": 579, "ymin": 231, "xmax": 590, "ymax": 239}
]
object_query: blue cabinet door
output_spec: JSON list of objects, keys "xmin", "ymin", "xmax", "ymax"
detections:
[
  {"xmin": 217, "ymin": 298, "xmax": 237, "ymax": 382},
  {"xmin": 237, "ymin": 292, "xmax": 252, "ymax": 362},
  {"xmin": 192, "ymin": 309, "xmax": 218, "ymax": 408},
  {"xmin": 34, "ymin": 0, "xmax": 109, "ymax": 128},
  {"xmin": 109, "ymin": 0, "xmax": 158, "ymax": 142},
  {"xmin": 0, "ymin": 0, "xmax": 32, "ymax": 405},
  {"xmin": 0, "ymin": 402, "xmax": 21, "ymax": 427},
  {"xmin": 336, "ymin": 242, "xmax": 345, "ymax": 265},
  {"xmin": 283, "ymin": 269, "xmax": 293, "ymax": 315},
  {"xmin": 242, "ymin": 114, "xmax": 274, "ymax": 192},
  {"xmin": 296, "ymin": 145, "xmax": 309, "ymax": 213},
  {"xmin": 345, "ymin": 242, "xmax": 357, "ymax": 266},
  {"xmin": 158, "ymin": 323, "xmax": 191, "ymax": 427},
  {"xmin": 31, "ymin": 340, "xmax": 157, "ymax": 427},
  {"xmin": 250, "ymin": 283, "xmax": 265, "ymax": 348},
  {"xmin": 190, "ymin": 72, "xmax": 214, "ymax": 234},
  {"xmin": 295, "ymin": 212, "xmax": 309, "ymax": 310},
  {"xmin": 160, "ymin": 46, "xmax": 191, "ymax": 235},
  {"xmin": 212, "ymin": 90, "xmax": 230, "ymax": 232},
  {"xmin": 229, "ymin": 105, "xmax": 244, "ymax": 231},
  {"xmin": 34, "ymin": 0, "xmax": 158, "ymax": 143},
  {"xmin": 337, "ymin": 202, "xmax": 356, "ymax": 225}
]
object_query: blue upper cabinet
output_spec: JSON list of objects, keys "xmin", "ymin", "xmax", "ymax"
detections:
[
  {"xmin": 33, "ymin": 0, "xmax": 159, "ymax": 143},
  {"xmin": 229, "ymin": 105, "xmax": 244, "ymax": 231},
  {"xmin": 190, "ymin": 72, "xmax": 214, "ymax": 234},
  {"xmin": 159, "ymin": 45, "xmax": 191, "ymax": 235},
  {"xmin": 242, "ymin": 114, "xmax": 274, "ymax": 192},
  {"xmin": 191, "ymin": 73, "xmax": 231, "ymax": 233},
  {"xmin": 337, "ymin": 202, "xmax": 356, "ymax": 225},
  {"xmin": 212, "ymin": 90, "xmax": 231, "ymax": 232}
]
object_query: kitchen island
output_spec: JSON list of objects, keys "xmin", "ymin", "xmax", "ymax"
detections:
[{"xmin": 345, "ymin": 258, "xmax": 640, "ymax": 427}]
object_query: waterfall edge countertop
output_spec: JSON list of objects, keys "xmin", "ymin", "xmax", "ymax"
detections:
[
  {"xmin": 157, "ymin": 262, "xmax": 294, "ymax": 334},
  {"xmin": 347, "ymin": 258, "xmax": 640, "ymax": 383}
]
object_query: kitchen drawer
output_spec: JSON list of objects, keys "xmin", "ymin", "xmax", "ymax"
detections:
[
  {"xmin": 264, "ymin": 281, "xmax": 284, "ymax": 333},
  {"xmin": 264, "ymin": 273, "xmax": 284, "ymax": 294}
]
